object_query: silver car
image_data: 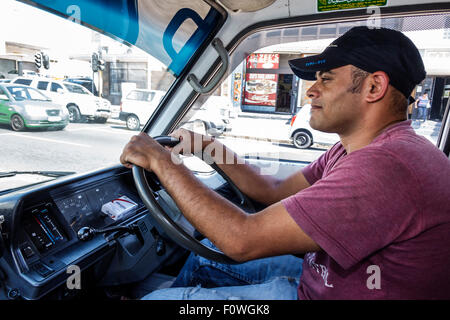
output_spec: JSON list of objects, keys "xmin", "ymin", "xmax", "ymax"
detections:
[{"xmin": 0, "ymin": 84, "xmax": 69, "ymax": 131}]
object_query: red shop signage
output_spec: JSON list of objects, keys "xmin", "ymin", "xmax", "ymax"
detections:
[
  {"xmin": 243, "ymin": 73, "xmax": 278, "ymax": 106},
  {"xmin": 246, "ymin": 53, "xmax": 280, "ymax": 69}
]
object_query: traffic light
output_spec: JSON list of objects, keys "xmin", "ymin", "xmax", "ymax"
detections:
[
  {"xmin": 34, "ymin": 53, "xmax": 42, "ymax": 69},
  {"xmin": 91, "ymin": 52, "xmax": 99, "ymax": 72},
  {"xmin": 98, "ymin": 58, "xmax": 105, "ymax": 71},
  {"xmin": 42, "ymin": 53, "xmax": 50, "ymax": 69}
]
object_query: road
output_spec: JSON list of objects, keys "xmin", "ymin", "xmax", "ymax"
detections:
[
  {"xmin": 0, "ymin": 118, "xmax": 328, "ymax": 191},
  {"xmin": 0, "ymin": 115, "xmax": 442, "ymax": 192},
  {"xmin": 0, "ymin": 122, "xmax": 136, "ymax": 173}
]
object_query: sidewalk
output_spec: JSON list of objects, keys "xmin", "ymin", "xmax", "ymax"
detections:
[
  {"xmin": 223, "ymin": 112, "xmax": 443, "ymax": 147},
  {"xmin": 223, "ymin": 114, "xmax": 292, "ymax": 144},
  {"xmin": 411, "ymin": 120, "xmax": 442, "ymax": 144},
  {"xmin": 236, "ymin": 110, "xmax": 292, "ymax": 121},
  {"xmin": 108, "ymin": 108, "xmax": 442, "ymax": 147}
]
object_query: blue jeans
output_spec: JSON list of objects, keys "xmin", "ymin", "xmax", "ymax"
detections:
[
  {"xmin": 418, "ymin": 107, "xmax": 427, "ymax": 121},
  {"xmin": 141, "ymin": 239, "xmax": 303, "ymax": 300}
]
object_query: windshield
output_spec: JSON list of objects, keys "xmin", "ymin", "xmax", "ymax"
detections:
[
  {"xmin": 63, "ymin": 83, "xmax": 91, "ymax": 95},
  {"xmin": 0, "ymin": 0, "xmax": 219, "ymax": 192},
  {"xmin": 7, "ymin": 86, "xmax": 51, "ymax": 101}
]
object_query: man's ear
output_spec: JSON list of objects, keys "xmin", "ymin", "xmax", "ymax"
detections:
[{"xmin": 365, "ymin": 71, "xmax": 389, "ymax": 103}]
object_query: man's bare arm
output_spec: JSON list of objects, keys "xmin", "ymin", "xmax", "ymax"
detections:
[
  {"xmin": 120, "ymin": 133, "xmax": 320, "ymax": 262},
  {"xmin": 171, "ymin": 129, "xmax": 311, "ymax": 206},
  {"xmin": 153, "ymin": 151, "xmax": 320, "ymax": 261}
]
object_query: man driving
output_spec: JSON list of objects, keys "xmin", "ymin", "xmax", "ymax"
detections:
[{"xmin": 120, "ymin": 26, "xmax": 450, "ymax": 299}]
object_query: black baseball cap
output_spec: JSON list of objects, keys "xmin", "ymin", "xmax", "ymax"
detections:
[{"xmin": 288, "ymin": 26, "xmax": 426, "ymax": 104}]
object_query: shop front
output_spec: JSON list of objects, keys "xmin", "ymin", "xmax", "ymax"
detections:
[
  {"xmin": 239, "ymin": 53, "xmax": 301, "ymax": 114},
  {"xmin": 413, "ymin": 76, "xmax": 450, "ymax": 122}
]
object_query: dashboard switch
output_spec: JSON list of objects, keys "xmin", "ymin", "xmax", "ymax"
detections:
[
  {"xmin": 21, "ymin": 245, "xmax": 35, "ymax": 259},
  {"xmin": 32, "ymin": 262, "xmax": 54, "ymax": 277},
  {"xmin": 156, "ymin": 238, "xmax": 166, "ymax": 256}
]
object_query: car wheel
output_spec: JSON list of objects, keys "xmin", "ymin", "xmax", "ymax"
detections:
[
  {"xmin": 292, "ymin": 131, "xmax": 313, "ymax": 149},
  {"xmin": 10, "ymin": 114, "xmax": 25, "ymax": 131},
  {"xmin": 126, "ymin": 114, "xmax": 140, "ymax": 131},
  {"xmin": 67, "ymin": 105, "xmax": 81, "ymax": 123}
]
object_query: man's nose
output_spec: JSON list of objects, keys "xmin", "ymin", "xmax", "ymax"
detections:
[{"xmin": 306, "ymin": 82, "xmax": 319, "ymax": 99}]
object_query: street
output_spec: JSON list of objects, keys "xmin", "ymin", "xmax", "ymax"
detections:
[
  {"xmin": 0, "ymin": 114, "xmax": 441, "ymax": 191},
  {"xmin": 0, "ymin": 117, "xmax": 326, "ymax": 178},
  {"xmin": 0, "ymin": 121, "xmax": 135, "ymax": 174}
]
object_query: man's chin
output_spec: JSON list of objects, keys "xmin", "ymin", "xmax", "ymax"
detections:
[
  {"xmin": 310, "ymin": 122, "xmax": 335, "ymax": 134},
  {"xmin": 310, "ymin": 121, "xmax": 324, "ymax": 132}
]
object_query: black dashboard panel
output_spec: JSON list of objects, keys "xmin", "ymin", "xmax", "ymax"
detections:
[
  {"xmin": 22, "ymin": 204, "xmax": 68, "ymax": 254},
  {"xmin": 0, "ymin": 164, "xmax": 231, "ymax": 300},
  {"xmin": 52, "ymin": 179, "xmax": 142, "ymax": 235},
  {"xmin": 0, "ymin": 166, "xmax": 167, "ymax": 300},
  {"xmin": 16, "ymin": 171, "xmax": 145, "ymax": 267}
]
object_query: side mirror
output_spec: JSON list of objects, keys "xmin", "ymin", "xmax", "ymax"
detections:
[
  {"xmin": 57, "ymin": 88, "xmax": 64, "ymax": 94},
  {"xmin": 0, "ymin": 94, "xmax": 9, "ymax": 101}
]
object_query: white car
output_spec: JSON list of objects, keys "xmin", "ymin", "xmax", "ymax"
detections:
[
  {"xmin": 11, "ymin": 77, "xmax": 112, "ymax": 123},
  {"xmin": 185, "ymin": 95, "xmax": 233, "ymax": 137},
  {"xmin": 289, "ymin": 104, "xmax": 340, "ymax": 149},
  {"xmin": 119, "ymin": 89, "xmax": 165, "ymax": 130}
]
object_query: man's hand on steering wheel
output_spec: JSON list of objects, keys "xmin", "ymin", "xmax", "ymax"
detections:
[
  {"xmin": 120, "ymin": 132, "xmax": 246, "ymax": 264},
  {"xmin": 169, "ymin": 128, "xmax": 214, "ymax": 159},
  {"xmin": 120, "ymin": 132, "xmax": 172, "ymax": 171}
]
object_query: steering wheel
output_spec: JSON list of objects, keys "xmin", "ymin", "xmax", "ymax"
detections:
[{"xmin": 132, "ymin": 135, "xmax": 255, "ymax": 264}]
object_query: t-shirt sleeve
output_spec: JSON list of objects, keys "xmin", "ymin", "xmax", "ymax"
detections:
[{"xmin": 283, "ymin": 147, "xmax": 422, "ymax": 270}]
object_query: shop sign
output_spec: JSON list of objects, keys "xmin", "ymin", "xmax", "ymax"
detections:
[
  {"xmin": 233, "ymin": 73, "xmax": 242, "ymax": 103},
  {"xmin": 244, "ymin": 73, "xmax": 278, "ymax": 106},
  {"xmin": 246, "ymin": 53, "xmax": 279, "ymax": 69},
  {"xmin": 317, "ymin": 0, "xmax": 386, "ymax": 12}
]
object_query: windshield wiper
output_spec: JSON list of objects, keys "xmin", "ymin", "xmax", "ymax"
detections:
[{"xmin": 0, "ymin": 171, "xmax": 75, "ymax": 178}]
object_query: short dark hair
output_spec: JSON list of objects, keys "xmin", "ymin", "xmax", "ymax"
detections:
[{"xmin": 347, "ymin": 66, "xmax": 370, "ymax": 94}]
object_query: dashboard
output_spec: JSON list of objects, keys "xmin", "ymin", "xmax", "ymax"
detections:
[
  {"xmin": 0, "ymin": 164, "xmax": 232, "ymax": 300},
  {"xmin": 0, "ymin": 165, "xmax": 195, "ymax": 300},
  {"xmin": 17, "ymin": 174, "xmax": 143, "ymax": 266}
]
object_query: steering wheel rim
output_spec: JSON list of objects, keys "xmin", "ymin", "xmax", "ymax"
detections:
[{"xmin": 132, "ymin": 135, "xmax": 254, "ymax": 264}]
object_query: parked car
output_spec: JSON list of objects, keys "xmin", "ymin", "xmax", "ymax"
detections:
[
  {"xmin": 11, "ymin": 77, "xmax": 111, "ymax": 123},
  {"xmin": 184, "ymin": 95, "xmax": 233, "ymax": 137},
  {"xmin": 65, "ymin": 77, "xmax": 98, "ymax": 95},
  {"xmin": 0, "ymin": 83, "xmax": 69, "ymax": 131},
  {"xmin": 119, "ymin": 89, "xmax": 166, "ymax": 130},
  {"xmin": 289, "ymin": 104, "xmax": 340, "ymax": 148}
]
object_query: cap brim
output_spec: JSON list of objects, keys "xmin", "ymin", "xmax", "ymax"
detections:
[{"xmin": 288, "ymin": 50, "xmax": 346, "ymax": 80}]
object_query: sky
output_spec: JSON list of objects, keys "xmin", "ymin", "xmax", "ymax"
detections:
[
  {"xmin": 0, "ymin": 0, "xmax": 96, "ymax": 55},
  {"xmin": 0, "ymin": 0, "xmax": 164, "ymax": 77}
]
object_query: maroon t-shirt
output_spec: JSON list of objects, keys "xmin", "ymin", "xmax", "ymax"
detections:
[{"xmin": 282, "ymin": 120, "xmax": 450, "ymax": 299}]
